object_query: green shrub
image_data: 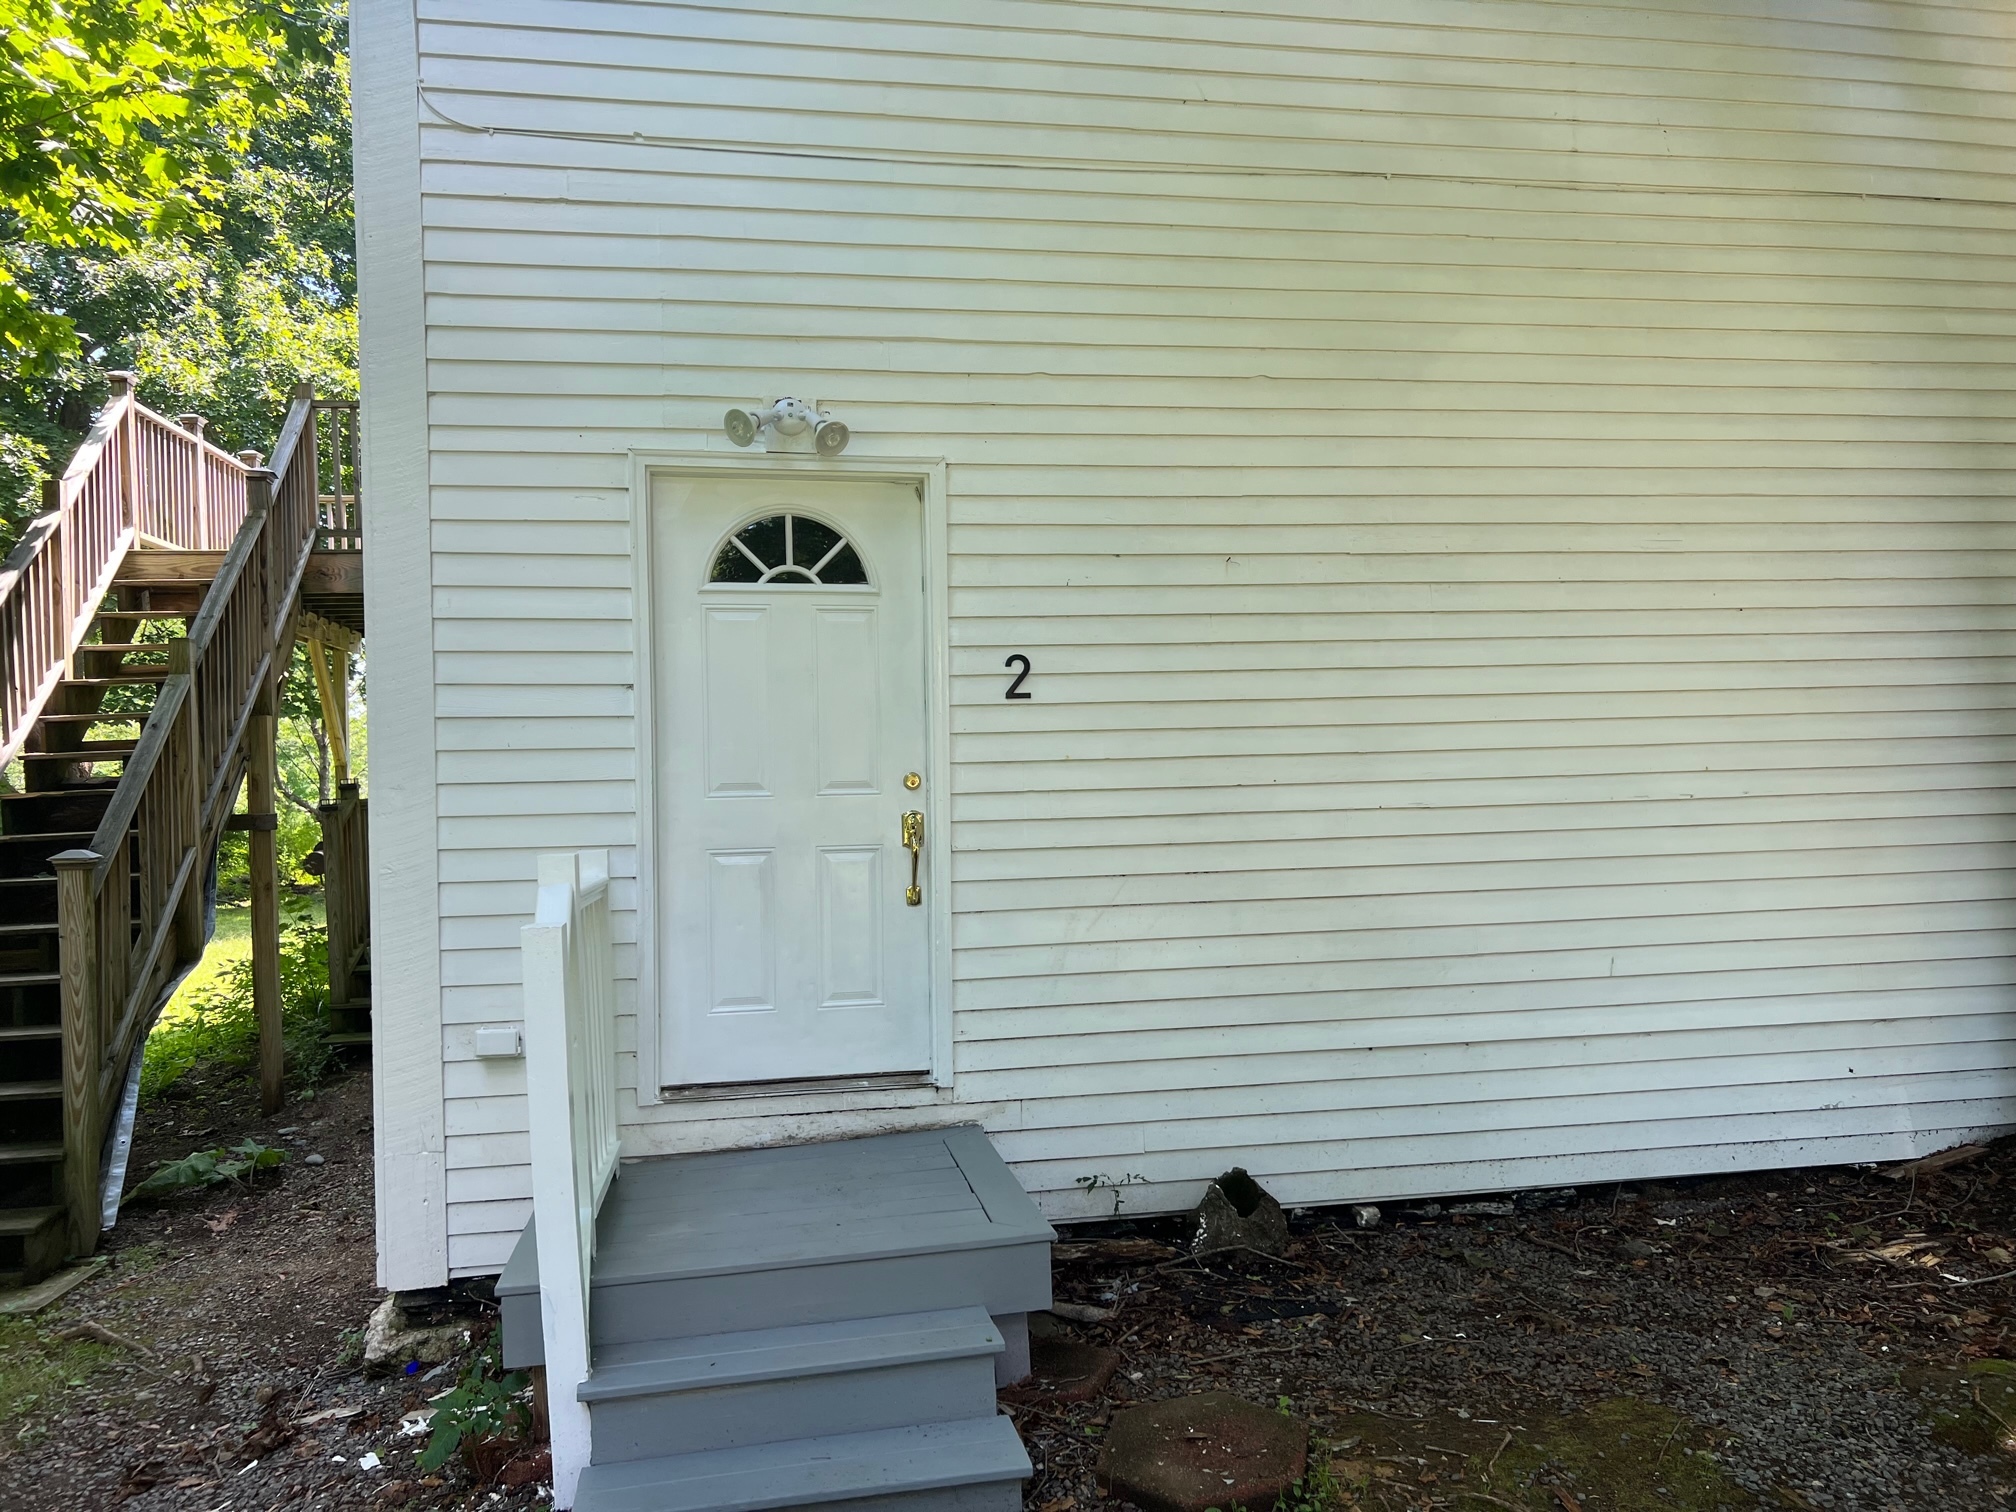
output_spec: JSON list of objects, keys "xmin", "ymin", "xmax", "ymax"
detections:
[
  {"xmin": 419, "ymin": 1334, "xmax": 533, "ymax": 1472},
  {"xmin": 130, "ymin": 1138, "xmax": 285, "ymax": 1200},
  {"xmin": 142, "ymin": 913, "xmax": 334, "ymax": 1100}
]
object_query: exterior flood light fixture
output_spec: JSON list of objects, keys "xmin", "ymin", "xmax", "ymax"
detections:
[{"xmin": 723, "ymin": 396, "xmax": 850, "ymax": 456}]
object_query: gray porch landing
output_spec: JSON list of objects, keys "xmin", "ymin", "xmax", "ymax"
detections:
[{"xmin": 498, "ymin": 1125, "xmax": 1054, "ymax": 1512}]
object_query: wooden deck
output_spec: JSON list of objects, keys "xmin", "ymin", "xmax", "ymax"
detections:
[{"xmin": 498, "ymin": 1126, "xmax": 1052, "ymax": 1512}]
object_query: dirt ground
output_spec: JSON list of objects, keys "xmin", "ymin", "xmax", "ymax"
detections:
[
  {"xmin": 0, "ymin": 1059, "xmax": 544, "ymax": 1512},
  {"xmin": 1019, "ymin": 1149, "xmax": 2016, "ymax": 1512},
  {"xmin": 7, "ymin": 1059, "xmax": 2016, "ymax": 1512}
]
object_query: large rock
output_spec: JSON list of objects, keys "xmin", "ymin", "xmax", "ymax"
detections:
[
  {"xmin": 1097, "ymin": 1392, "xmax": 1309, "ymax": 1512},
  {"xmin": 362, "ymin": 1294, "xmax": 469, "ymax": 1377},
  {"xmin": 1190, "ymin": 1168, "xmax": 1289, "ymax": 1258}
]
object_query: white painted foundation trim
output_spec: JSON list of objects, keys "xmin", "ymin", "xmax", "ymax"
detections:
[
  {"xmin": 524, "ymin": 849, "xmax": 621, "ymax": 1509},
  {"xmin": 626, "ymin": 448, "xmax": 956, "ymax": 1102}
]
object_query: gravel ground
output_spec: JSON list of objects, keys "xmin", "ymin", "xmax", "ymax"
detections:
[
  {"xmin": 1021, "ymin": 1151, "xmax": 2016, "ymax": 1512},
  {"xmin": 0, "ymin": 1060, "xmax": 543, "ymax": 1512},
  {"xmin": 6, "ymin": 1052, "xmax": 2014, "ymax": 1512}
]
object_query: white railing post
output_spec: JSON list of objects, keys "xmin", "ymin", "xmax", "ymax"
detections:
[{"xmin": 523, "ymin": 848, "xmax": 618, "ymax": 1510}]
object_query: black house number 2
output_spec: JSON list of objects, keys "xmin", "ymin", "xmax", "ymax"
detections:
[{"xmin": 1003, "ymin": 654, "xmax": 1033, "ymax": 700}]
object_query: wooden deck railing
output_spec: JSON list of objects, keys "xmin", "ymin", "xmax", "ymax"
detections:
[
  {"xmin": 314, "ymin": 399, "xmax": 362, "ymax": 552},
  {"xmin": 53, "ymin": 384, "xmax": 327, "ymax": 1254},
  {"xmin": 0, "ymin": 373, "xmax": 251, "ymax": 771},
  {"xmin": 522, "ymin": 848, "xmax": 620, "ymax": 1510},
  {"xmin": 319, "ymin": 781, "xmax": 370, "ymax": 1006}
]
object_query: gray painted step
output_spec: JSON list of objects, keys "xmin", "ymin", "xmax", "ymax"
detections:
[
  {"xmin": 582, "ymin": 1308, "xmax": 1004, "ymax": 1460},
  {"xmin": 499, "ymin": 1126, "xmax": 1053, "ymax": 1367},
  {"xmin": 573, "ymin": 1415, "xmax": 1029, "ymax": 1512}
]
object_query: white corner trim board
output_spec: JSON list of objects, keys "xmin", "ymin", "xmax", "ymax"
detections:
[{"xmin": 355, "ymin": 0, "xmax": 447, "ymax": 1290}]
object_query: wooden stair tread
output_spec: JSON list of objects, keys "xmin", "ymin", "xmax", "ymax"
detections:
[
  {"xmin": 19, "ymin": 745, "xmax": 136, "ymax": 760},
  {"xmin": 0, "ymin": 922, "xmax": 57, "ymax": 936},
  {"xmin": 0, "ymin": 972, "xmax": 58, "ymax": 988},
  {"xmin": 0, "ymin": 1208, "xmax": 63, "ymax": 1238},
  {"xmin": 115, "ymin": 550, "xmax": 225, "ymax": 583},
  {"xmin": 326, "ymin": 1030, "xmax": 373, "ymax": 1047},
  {"xmin": 59, "ymin": 673, "xmax": 168, "ymax": 686},
  {"xmin": 77, "ymin": 643, "xmax": 175, "ymax": 654},
  {"xmin": 0, "ymin": 1143, "xmax": 62, "ymax": 1166},
  {"xmin": 0, "ymin": 1025, "xmax": 61, "ymax": 1041},
  {"xmin": 33, "ymin": 714, "xmax": 146, "ymax": 725}
]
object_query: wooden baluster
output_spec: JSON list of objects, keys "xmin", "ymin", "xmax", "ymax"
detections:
[
  {"xmin": 105, "ymin": 371, "xmax": 138, "ymax": 540},
  {"xmin": 167, "ymin": 642, "xmax": 205, "ymax": 965},
  {"xmin": 53, "ymin": 850, "xmax": 103, "ymax": 1257},
  {"xmin": 177, "ymin": 415, "xmax": 208, "ymax": 549},
  {"xmin": 43, "ymin": 478, "xmax": 74, "ymax": 683}
]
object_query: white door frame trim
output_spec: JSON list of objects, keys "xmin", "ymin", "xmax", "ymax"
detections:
[{"xmin": 628, "ymin": 449, "xmax": 954, "ymax": 1105}]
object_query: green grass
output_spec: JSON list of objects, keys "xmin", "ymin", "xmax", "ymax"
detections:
[
  {"xmin": 1466, "ymin": 1398, "xmax": 1750, "ymax": 1511},
  {"xmin": 158, "ymin": 905, "xmax": 256, "ymax": 1017},
  {"xmin": 0, "ymin": 1318, "xmax": 116, "ymax": 1428},
  {"xmin": 142, "ymin": 900, "xmax": 332, "ymax": 1102}
]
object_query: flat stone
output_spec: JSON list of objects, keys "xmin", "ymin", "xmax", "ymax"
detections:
[
  {"xmin": 1003, "ymin": 1335, "xmax": 1119, "ymax": 1405},
  {"xmin": 1097, "ymin": 1392, "xmax": 1309, "ymax": 1512}
]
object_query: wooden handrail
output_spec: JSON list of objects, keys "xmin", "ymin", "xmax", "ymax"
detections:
[{"xmin": 1, "ymin": 379, "xmax": 253, "ymax": 770}]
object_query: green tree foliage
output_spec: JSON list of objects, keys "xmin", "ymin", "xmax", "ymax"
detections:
[
  {"xmin": 0, "ymin": 0, "xmax": 283, "ymax": 369},
  {"xmin": 0, "ymin": 3, "xmax": 353, "ymax": 556}
]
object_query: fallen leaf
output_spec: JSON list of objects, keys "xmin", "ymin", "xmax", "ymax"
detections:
[
  {"xmin": 203, "ymin": 1207, "xmax": 240, "ymax": 1235},
  {"xmin": 1549, "ymin": 1488, "xmax": 1585, "ymax": 1512},
  {"xmin": 294, "ymin": 1404, "xmax": 361, "ymax": 1427}
]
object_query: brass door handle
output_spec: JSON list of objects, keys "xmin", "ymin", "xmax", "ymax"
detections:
[{"xmin": 902, "ymin": 811, "xmax": 924, "ymax": 906}]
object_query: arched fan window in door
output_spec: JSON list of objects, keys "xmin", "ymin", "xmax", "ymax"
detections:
[{"xmin": 707, "ymin": 513, "xmax": 869, "ymax": 586}]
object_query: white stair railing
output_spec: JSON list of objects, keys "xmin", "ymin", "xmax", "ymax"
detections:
[{"xmin": 522, "ymin": 849, "xmax": 620, "ymax": 1509}]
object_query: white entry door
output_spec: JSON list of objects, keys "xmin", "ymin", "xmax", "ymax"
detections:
[{"xmin": 653, "ymin": 473, "xmax": 933, "ymax": 1086}]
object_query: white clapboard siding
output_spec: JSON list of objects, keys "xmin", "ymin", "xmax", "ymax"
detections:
[{"xmin": 400, "ymin": 0, "xmax": 2016, "ymax": 1267}]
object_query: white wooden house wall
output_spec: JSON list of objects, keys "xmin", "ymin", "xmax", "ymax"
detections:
[{"xmin": 357, "ymin": 0, "xmax": 2016, "ymax": 1283}]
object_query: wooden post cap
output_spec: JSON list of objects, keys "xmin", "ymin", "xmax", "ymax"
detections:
[
  {"xmin": 50, "ymin": 848, "xmax": 102, "ymax": 866},
  {"xmin": 237, "ymin": 449, "xmax": 265, "ymax": 467},
  {"xmin": 176, "ymin": 413, "xmax": 206, "ymax": 435},
  {"xmin": 104, "ymin": 370, "xmax": 138, "ymax": 393}
]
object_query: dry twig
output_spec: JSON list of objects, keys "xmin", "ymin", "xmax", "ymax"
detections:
[{"xmin": 59, "ymin": 1321, "xmax": 157, "ymax": 1360}]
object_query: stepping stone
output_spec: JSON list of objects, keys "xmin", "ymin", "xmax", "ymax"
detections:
[
  {"xmin": 1003, "ymin": 1335, "xmax": 1119, "ymax": 1405},
  {"xmin": 1097, "ymin": 1392, "xmax": 1308, "ymax": 1512}
]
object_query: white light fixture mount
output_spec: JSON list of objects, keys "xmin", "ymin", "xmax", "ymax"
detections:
[{"xmin": 723, "ymin": 396, "xmax": 850, "ymax": 456}]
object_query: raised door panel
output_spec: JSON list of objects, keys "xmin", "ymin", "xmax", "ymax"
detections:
[
  {"xmin": 706, "ymin": 849, "xmax": 775, "ymax": 1013},
  {"xmin": 815, "ymin": 607, "xmax": 881, "ymax": 796},
  {"xmin": 703, "ymin": 606, "xmax": 770, "ymax": 798},
  {"xmin": 819, "ymin": 845, "xmax": 885, "ymax": 1007}
]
